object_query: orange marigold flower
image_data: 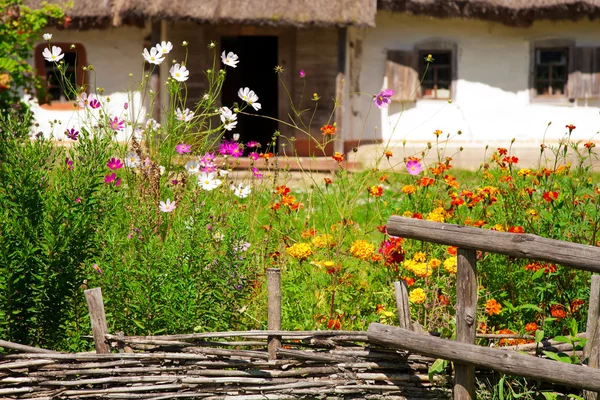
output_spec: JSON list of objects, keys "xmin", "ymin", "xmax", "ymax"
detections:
[
  {"xmin": 584, "ymin": 142, "xmax": 596, "ymax": 150},
  {"xmin": 570, "ymin": 299, "xmax": 585, "ymax": 313},
  {"xmin": 403, "ymin": 277, "xmax": 415, "ymax": 286},
  {"xmin": 550, "ymin": 304, "xmax": 566, "ymax": 319},
  {"xmin": 368, "ymin": 185, "xmax": 384, "ymax": 197},
  {"xmin": 473, "ymin": 220, "xmax": 486, "ymax": 227},
  {"xmin": 433, "ymin": 129, "xmax": 443, "ymax": 137},
  {"xmin": 525, "ymin": 187, "xmax": 536, "ymax": 196},
  {"xmin": 524, "ymin": 322, "xmax": 538, "ymax": 334},
  {"xmin": 447, "ymin": 246, "xmax": 458, "ymax": 256},
  {"xmin": 276, "ymin": 185, "xmax": 290, "ymax": 196},
  {"xmin": 371, "ymin": 254, "xmax": 383, "ymax": 262},
  {"xmin": 281, "ymin": 194, "xmax": 296, "ymax": 207},
  {"xmin": 332, "ymin": 152, "xmax": 345, "ymax": 162},
  {"xmin": 260, "ymin": 152, "xmax": 274, "ymax": 159},
  {"xmin": 508, "ymin": 226, "xmax": 524, "ymax": 233},
  {"xmin": 444, "ymin": 174, "xmax": 460, "ymax": 189},
  {"xmin": 412, "ymin": 212, "xmax": 423, "ymax": 219},
  {"xmin": 498, "ymin": 148, "xmax": 508, "ymax": 156},
  {"xmin": 324, "ymin": 177, "xmax": 332, "ymax": 186},
  {"xmin": 542, "ymin": 191, "xmax": 559, "ymax": 202},
  {"xmin": 485, "ymin": 299, "xmax": 502, "ymax": 316},
  {"xmin": 438, "ymin": 294, "xmax": 450, "ymax": 306},
  {"xmin": 270, "ymin": 202, "xmax": 281, "ymax": 211},
  {"xmin": 419, "ymin": 177, "xmax": 435, "ymax": 187},
  {"xmin": 290, "ymin": 202, "xmax": 304, "ymax": 211},
  {"xmin": 402, "ymin": 184, "xmax": 416, "ymax": 195},
  {"xmin": 376, "ymin": 304, "xmax": 386, "ymax": 314},
  {"xmin": 384, "ymin": 150, "xmax": 393, "ymax": 159},
  {"xmin": 379, "ymin": 173, "xmax": 389, "ymax": 183},
  {"xmin": 327, "ymin": 319, "xmax": 341, "ymax": 330},
  {"xmin": 502, "ymin": 156, "xmax": 519, "ymax": 165},
  {"xmin": 478, "ymin": 323, "xmax": 488, "ymax": 333},
  {"xmin": 566, "ymin": 124, "xmax": 576, "ymax": 131},
  {"xmin": 320, "ymin": 124, "xmax": 336, "ymax": 136},
  {"xmin": 301, "ymin": 228, "xmax": 317, "ymax": 238}
]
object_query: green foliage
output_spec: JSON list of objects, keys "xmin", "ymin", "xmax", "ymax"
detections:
[{"xmin": 0, "ymin": 0, "xmax": 64, "ymax": 117}]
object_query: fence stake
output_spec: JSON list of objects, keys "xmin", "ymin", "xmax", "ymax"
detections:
[
  {"xmin": 584, "ymin": 274, "xmax": 600, "ymax": 400},
  {"xmin": 267, "ymin": 268, "xmax": 282, "ymax": 360},
  {"xmin": 394, "ymin": 280, "xmax": 412, "ymax": 330},
  {"xmin": 455, "ymin": 248, "xmax": 477, "ymax": 400},
  {"xmin": 84, "ymin": 288, "xmax": 110, "ymax": 354}
]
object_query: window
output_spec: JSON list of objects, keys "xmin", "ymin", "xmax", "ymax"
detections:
[
  {"xmin": 534, "ymin": 48, "xmax": 568, "ymax": 97},
  {"xmin": 34, "ymin": 43, "xmax": 87, "ymax": 108},
  {"xmin": 419, "ymin": 51, "xmax": 452, "ymax": 99}
]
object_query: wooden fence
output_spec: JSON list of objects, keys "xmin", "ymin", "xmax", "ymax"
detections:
[{"xmin": 367, "ymin": 216, "xmax": 600, "ymax": 400}]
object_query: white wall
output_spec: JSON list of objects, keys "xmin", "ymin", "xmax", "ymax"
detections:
[
  {"xmin": 348, "ymin": 12, "xmax": 600, "ymax": 165},
  {"xmin": 31, "ymin": 25, "xmax": 150, "ymax": 141}
]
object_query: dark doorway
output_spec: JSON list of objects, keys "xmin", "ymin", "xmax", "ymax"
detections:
[{"xmin": 221, "ymin": 36, "xmax": 278, "ymax": 153}]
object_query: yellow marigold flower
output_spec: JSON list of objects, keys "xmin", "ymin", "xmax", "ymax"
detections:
[
  {"xmin": 402, "ymin": 211, "xmax": 413, "ymax": 217},
  {"xmin": 444, "ymin": 256, "xmax": 457, "ymax": 274},
  {"xmin": 412, "ymin": 262, "xmax": 432, "ymax": 278},
  {"xmin": 287, "ymin": 243, "xmax": 312, "ymax": 260},
  {"xmin": 350, "ymin": 240, "xmax": 375, "ymax": 260},
  {"xmin": 433, "ymin": 129, "xmax": 443, "ymax": 137},
  {"xmin": 526, "ymin": 209, "xmax": 539, "ymax": 218},
  {"xmin": 429, "ymin": 258, "xmax": 441, "ymax": 269},
  {"xmin": 426, "ymin": 207, "xmax": 446, "ymax": 223},
  {"xmin": 517, "ymin": 168, "xmax": 531, "ymax": 177},
  {"xmin": 312, "ymin": 234, "xmax": 335, "ymax": 248},
  {"xmin": 413, "ymin": 251, "xmax": 427, "ymax": 262},
  {"xmin": 404, "ymin": 259, "xmax": 417, "ymax": 273},
  {"xmin": 402, "ymin": 184, "xmax": 416, "ymax": 195},
  {"xmin": 409, "ymin": 288, "xmax": 426, "ymax": 304},
  {"xmin": 493, "ymin": 224, "xmax": 504, "ymax": 232}
]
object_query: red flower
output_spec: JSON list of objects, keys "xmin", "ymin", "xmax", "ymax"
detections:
[
  {"xmin": 524, "ymin": 322, "xmax": 538, "ymax": 334},
  {"xmin": 551, "ymin": 304, "xmax": 566, "ymax": 319},
  {"xmin": 384, "ymin": 150, "xmax": 393, "ymax": 159},
  {"xmin": 584, "ymin": 142, "xmax": 596, "ymax": 150},
  {"xmin": 508, "ymin": 226, "xmax": 524, "ymax": 233},
  {"xmin": 320, "ymin": 124, "xmax": 336, "ymax": 136},
  {"xmin": 542, "ymin": 191, "xmax": 559, "ymax": 202},
  {"xmin": 566, "ymin": 124, "xmax": 576, "ymax": 132},
  {"xmin": 327, "ymin": 319, "xmax": 341, "ymax": 330},
  {"xmin": 498, "ymin": 148, "xmax": 508, "ymax": 156},
  {"xmin": 332, "ymin": 152, "xmax": 345, "ymax": 162},
  {"xmin": 402, "ymin": 277, "xmax": 415, "ymax": 286},
  {"xmin": 324, "ymin": 177, "xmax": 332, "ymax": 186}
]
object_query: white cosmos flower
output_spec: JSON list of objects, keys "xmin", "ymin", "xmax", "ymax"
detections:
[
  {"xmin": 198, "ymin": 172, "xmax": 222, "ymax": 191},
  {"xmin": 218, "ymin": 169, "xmax": 229, "ymax": 177},
  {"xmin": 237, "ymin": 87, "xmax": 261, "ymax": 111},
  {"xmin": 159, "ymin": 198, "xmax": 176, "ymax": 213},
  {"xmin": 125, "ymin": 151, "xmax": 141, "ymax": 168},
  {"xmin": 231, "ymin": 182, "xmax": 251, "ymax": 198},
  {"xmin": 176, "ymin": 107, "xmax": 194, "ymax": 122},
  {"xmin": 43, "ymin": 33, "xmax": 52, "ymax": 41},
  {"xmin": 42, "ymin": 46, "xmax": 64, "ymax": 62},
  {"xmin": 185, "ymin": 160, "xmax": 200, "ymax": 174},
  {"xmin": 142, "ymin": 47, "xmax": 165, "ymax": 65},
  {"xmin": 221, "ymin": 51, "xmax": 239, "ymax": 68},
  {"xmin": 159, "ymin": 165, "xmax": 165, "ymax": 175},
  {"xmin": 155, "ymin": 41, "xmax": 173, "ymax": 55},
  {"xmin": 219, "ymin": 106, "xmax": 237, "ymax": 131},
  {"xmin": 146, "ymin": 118, "xmax": 161, "ymax": 130},
  {"xmin": 169, "ymin": 63, "xmax": 189, "ymax": 82}
]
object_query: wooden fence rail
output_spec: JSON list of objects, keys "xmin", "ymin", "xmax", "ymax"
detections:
[{"xmin": 380, "ymin": 216, "xmax": 600, "ymax": 400}]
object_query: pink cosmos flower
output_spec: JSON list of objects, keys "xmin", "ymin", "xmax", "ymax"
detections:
[
  {"xmin": 66, "ymin": 128, "xmax": 79, "ymax": 140},
  {"xmin": 123, "ymin": 102, "xmax": 128, "ymax": 110},
  {"xmin": 176, "ymin": 143, "xmax": 191, "ymax": 154},
  {"xmin": 374, "ymin": 89, "xmax": 394, "ymax": 109},
  {"xmin": 104, "ymin": 173, "xmax": 116, "ymax": 184},
  {"xmin": 115, "ymin": 178, "xmax": 122, "ymax": 187},
  {"xmin": 248, "ymin": 152, "xmax": 260, "ymax": 161},
  {"xmin": 107, "ymin": 158, "xmax": 124, "ymax": 170},
  {"xmin": 252, "ymin": 166, "xmax": 262, "ymax": 179},
  {"xmin": 92, "ymin": 264, "xmax": 103, "ymax": 275},
  {"xmin": 65, "ymin": 157, "xmax": 74, "ymax": 170},
  {"xmin": 89, "ymin": 98, "xmax": 101, "ymax": 109},
  {"xmin": 75, "ymin": 197, "xmax": 81, "ymax": 203},
  {"xmin": 109, "ymin": 117, "xmax": 125, "ymax": 131},
  {"xmin": 219, "ymin": 140, "xmax": 241, "ymax": 157},
  {"xmin": 246, "ymin": 141, "xmax": 260, "ymax": 148},
  {"xmin": 299, "ymin": 69, "xmax": 305, "ymax": 78},
  {"xmin": 406, "ymin": 159, "xmax": 422, "ymax": 175}
]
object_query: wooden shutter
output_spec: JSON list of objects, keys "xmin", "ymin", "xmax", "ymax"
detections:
[
  {"xmin": 568, "ymin": 47, "xmax": 600, "ymax": 99},
  {"xmin": 385, "ymin": 50, "xmax": 418, "ymax": 102}
]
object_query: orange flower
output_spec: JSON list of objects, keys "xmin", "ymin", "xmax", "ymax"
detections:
[
  {"xmin": 444, "ymin": 174, "xmax": 460, "ymax": 189},
  {"xmin": 542, "ymin": 191, "xmax": 559, "ymax": 202},
  {"xmin": 376, "ymin": 304, "xmax": 386, "ymax": 314},
  {"xmin": 551, "ymin": 304, "xmax": 566, "ymax": 319},
  {"xmin": 438, "ymin": 294, "xmax": 450, "ymax": 306},
  {"xmin": 566, "ymin": 124, "xmax": 576, "ymax": 131},
  {"xmin": 433, "ymin": 129, "xmax": 443, "ymax": 137},
  {"xmin": 384, "ymin": 150, "xmax": 393, "ymax": 159},
  {"xmin": 301, "ymin": 228, "xmax": 317, "ymax": 238},
  {"xmin": 524, "ymin": 322, "xmax": 538, "ymax": 334},
  {"xmin": 368, "ymin": 185, "xmax": 384, "ymax": 197},
  {"xmin": 502, "ymin": 156, "xmax": 519, "ymax": 165},
  {"xmin": 332, "ymin": 152, "xmax": 345, "ymax": 162},
  {"xmin": 447, "ymin": 246, "xmax": 458, "ymax": 256},
  {"xmin": 276, "ymin": 185, "xmax": 290, "ymax": 196},
  {"xmin": 260, "ymin": 152, "xmax": 274, "ymax": 159},
  {"xmin": 402, "ymin": 184, "xmax": 416, "ymax": 195},
  {"xmin": 498, "ymin": 148, "xmax": 508, "ymax": 156},
  {"xmin": 327, "ymin": 319, "xmax": 341, "ymax": 330},
  {"xmin": 418, "ymin": 177, "xmax": 435, "ymax": 187},
  {"xmin": 324, "ymin": 177, "xmax": 332, "ymax": 186},
  {"xmin": 508, "ymin": 226, "xmax": 524, "ymax": 233},
  {"xmin": 584, "ymin": 142, "xmax": 596, "ymax": 150},
  {"xmin": 320, "ymin": 124, "xmax": 336, "ymax": 136},
  {"xmin": 270, "ymin": 202, "xmax": 281, "ymax": 211},
  {"xmin": 570, "ymin": 299, "xmax": 585, "ymax": 313},
  {"xmin": 402, "ymin": 277, "xmax": 415, "ymax": 286},
  {"xmin": 485, "ymin": 299, "xmax": 502, "ymax": 316}
]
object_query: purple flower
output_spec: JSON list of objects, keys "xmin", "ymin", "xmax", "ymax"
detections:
[
  {"xmin": 75, "ymin": 197, "xmax": 81, "ymax": 203},
  {"xmin": 104, "ymin": 173, "xmax": 116, "ymax": 184},
  {"xmin": 252, "ymin": 166, "xmax": 262, "ymax": 179},
  {"xmin": 246, "ymin": 141, "xmax": 260, "ymax": 148},
  {"xmin": 219, "ymin": 140, "xmax": 241, "ymax": 157},
  {"xmin": 248, "ymin": 152, "xmax": 260, "ymax": 161},
  {"xmin": 176, "ymin": 143, "xmax": 191, "ymax": 154},
  {"xmin": 65, "ymin": 157, "xmax": 74, "ymax": 170},
  {"xmin": 109, "ymin": 117, "xmax": 125, "ymax": 131},
  {"xmin": 66, "ymin": 128, "xmax": 79, "ymax": 140},
  {"xmin": 115, "ymin": 178, "xmax": 122, "ymax": 187},
  {"xmin": 374, "ymin": 89, "xmax": 394, "ymax": 109},
  {"xmin": 107, "ymin": 157, "xmax": 123, "ymax": 170},
  {"xmin": 406, "ymin": 159, "xmax": 422, "ymax": 176},
  {"xmin": 89, "ymin": 98, "xmax": 101, "ymax": 109},
  {"xmin": 123, "ymin": 102, "xmax": 129, "ymax": 110},
  {"xmin": 171, "ymin": 179, "xmax": 179, "ymax": 185},
  {"xmin": 92, "ymin": 264, "xmax": 103, "ymax": 275},
  {"xmin": 299, "ymin": 69, "xmax": 305, "ymax": 78}
]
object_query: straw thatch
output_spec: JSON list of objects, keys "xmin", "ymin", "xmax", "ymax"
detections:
[
  {"xmin": 378, "ymin": 0, "xmax": 600, "ymax": 26},
  {"xmin": 24, "ymin": 0, "xmax": 376, "ymax": 28}
]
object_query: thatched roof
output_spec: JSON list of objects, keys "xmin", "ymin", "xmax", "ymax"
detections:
[
  {"xmin": 24, "ymin": 0, "xmax": 376, "ymax": 28},
  {"xmin": 378, "ymin": 0, "xmax": 600, "ymax": 26}
]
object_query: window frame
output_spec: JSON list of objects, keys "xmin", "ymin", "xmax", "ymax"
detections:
[
  {"xmin": 533, "ymin": 47, "xmax": 569, "ymax": 98},
  {"xmin": 414, "ymin": 39, "xmax": 458, "ymax": 102},
  {"xmin": 418, "ymin": 50, "xmax": 452, "ymax": 100},
  {"xmin": 34, "ymin": 42, "xmax": 87, "ymax": 110},
  {"xmin": 530, "ymin": 39, "xmax": 575, "ymax": 104}
]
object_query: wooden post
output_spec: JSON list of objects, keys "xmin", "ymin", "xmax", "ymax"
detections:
[
  {"xmin": 267, "ymin": 268, "xmax": 282, "ymax": 360},
  {"xmin": 455, "ymin": 248, "xmax": 478, "ymax": 400},
  {"xmin": 84, "ymin": 288, "xmax": 110, "ymax": 354},
  {"xmin": 584, "ymin": 275, "xmax": 600, "ymax": 400},
  {"xmin": 394, "ymin": 280, "xmax": 412, "ymax": 330}
]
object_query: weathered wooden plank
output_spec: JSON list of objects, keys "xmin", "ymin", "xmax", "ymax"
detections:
[
  {"xmin": 394, "ymin": 281, "xmax": 412, "ymax": 330},
  {"xmin": 585, "ymin": 275, "xmax": 600, "ymax": 400},
  {"xmin": 386, "ymin": 216, "xmax": 600, "ymax": 272},
  {"xmin": 84, "ymin": 288, "xmax": 110, "ymax": 354},
  {"xmin": 105, "ymin": 330, "xmax": 368, "ymax": 341},
  {"xmin": 367, "ymin": 323, "xmax": 600, "ymax": 392},
  {"xmin": 454, "ymin": 248, "xmax": 477, "ymax": 400},
  {"xmin": 267, "ymin": 268, "xmax": 282, "ymax": 361},
  {"xmin": 0, "ymin": 339, "xmax": 59, "ymax": 354}
]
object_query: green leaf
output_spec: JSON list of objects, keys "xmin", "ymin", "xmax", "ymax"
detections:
[
  {"xmin": 531, "ymin": 268, "xmax": 545, "ymax": 281},
  {"xmin": 428, "ymin": 358, "xmax": 448, "ymax": 382},
  {"xmin": 553, "ymin": 335, "xmax": 571, "ymax": 344},
  {"xmin": 542, "ymin": 392, "xmax": 558, "ymax": 400},
  {"xmin": 519, "ymin": 304, "xmax": 543, "ymax": 313},
  {"xmin": 535, "ymin": 329, "xmax": 544, "ymax": 345}
]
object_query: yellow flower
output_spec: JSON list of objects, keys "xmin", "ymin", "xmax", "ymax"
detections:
[
  {"xmin": 444, "ymin": 256, "xmax": 457, "ymax": 274},
  {"xmin": 429, "ymin": 258, "xmax": 441, "ymax": 269},
  {"xmin": 409, "ymin": 288, "xmax": 426, "ymax": 304},
  {"xmin": 426, "ymin": 207, "xmax": 446, "ymax": 223},
  {"xmin": 404, "ymin": 259, "xmax": 416, "ymax": 273},
  {"xmin": 526, "ymin": 209, "xmax": 539, "ymax": 218},
  {"xmin": 312, "ymin": 234, "xmax": 335, "ymax": 248},
  {"xmin": 413, "ymin": 252, "xmax": 427, "ymax": 262},
  {"xmin": 350, "ymin": 240, "xmax": 375, "ymax": 260},
  {"xmin": 433, "ymin": 129, "xmax": 443, "ymax": 137},
  {"xmin": 493, "ymin": 224, "xmax": 504, "ymax": 232},
  {"xmin": 517, "ymin": 168, "xmax": 531, "ymax": 177},
  {"xmin": 287, "ymin": 243, "xmax": 312, "ymax": 260},
  {"xmin": 402, "ymin": 211, "xmax": 413, "ymax": 217},
  {"xmin": 402, "ymin": 184, "xmax": 416, "ymax": 195},
  {"xmin": 412, "ymin": 262, "xmax": 432, "ymax": 278}
]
